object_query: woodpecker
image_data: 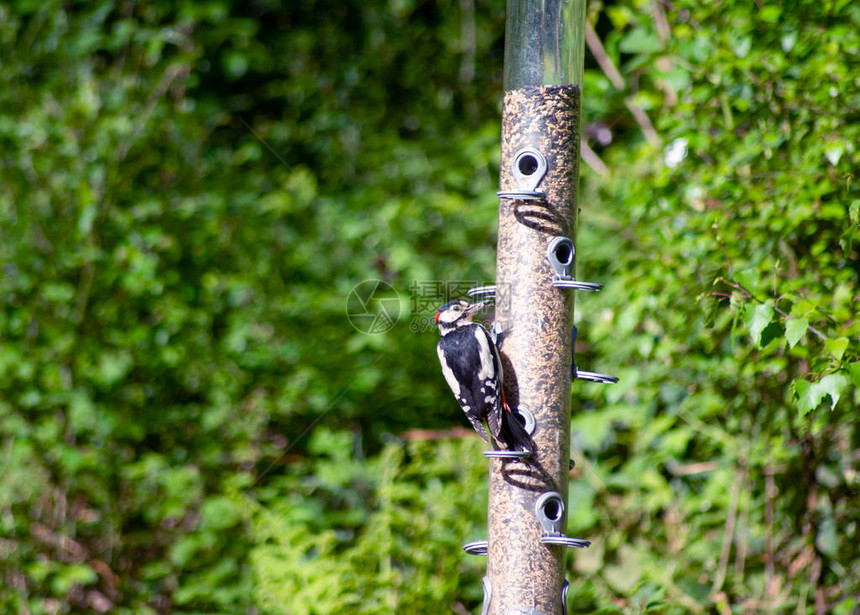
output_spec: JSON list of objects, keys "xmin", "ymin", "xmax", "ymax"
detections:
[{"xmin": 435, "ymin": 300, "xmax": 533, "ymax": 454}]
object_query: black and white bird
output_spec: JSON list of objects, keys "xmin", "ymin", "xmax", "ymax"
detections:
[{"xmin": 434, "ymin": 300, "xmax": 533, "ymax": 454}]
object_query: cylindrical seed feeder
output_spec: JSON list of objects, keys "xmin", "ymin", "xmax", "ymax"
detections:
[{"xmin": 487, "ymin": 0, "xmax": 586, "ymax": 612}]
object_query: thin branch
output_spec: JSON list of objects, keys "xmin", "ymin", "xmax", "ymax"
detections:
[
  {"xmin": 773, "ymin": 305, "xmax": 827, "ymax": 341},
  {"xmin": 400, "ymin": 427, "xmax": 474, "ymax": 441},
  {"xmin": 651, "ymin": 1, "xmax": 678, "ymax": 105},
  {"xmin": 652, "ymin": 0, "xmax": 671, "ymax": 44},
  {"xmin": 585, "ymin": 20, "xmax": 624, "ymax": 89},
  {"xmin": 711, "ymin": 221, "xmax": 735, "ymax": 276},
  {"xmin": 117, "ymin": 63, "xmax": 189, "ymax": 162},
  {"xmin": 238, "ymin": 115, "xmax": 295, "ymax": 172},
  {"xmin": 734, "ymin": 479, "xmax": 750, "ymax": 578},
  {"xmin": 668, "ymin": 460, "xmax": 719, "ymax": 475},
  {"xmin": 712, "ymin": 462, "xmax": 745, "ymax": 594},
  {"xmin": 717, "ymin": 278, "xmax": 828, "ymax": 341},
  {"xmin": 765, "ymin": 466, "xmax": 776, "ymax": 605},
  {"xmin": 581, "ymin": 141, "xmax": 608, "ymax": 176},
  {"xmin": 585, "ymin": 20, "xmax": 661, "ymax": 147},
  {"xmin": 624, "ymin": 98, "xmax": 661, "ymax": 146}
]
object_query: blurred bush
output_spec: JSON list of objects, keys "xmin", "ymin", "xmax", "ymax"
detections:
[{"xmin": 0, "ymin": 0, "xmax": 856, "ymax": 613}]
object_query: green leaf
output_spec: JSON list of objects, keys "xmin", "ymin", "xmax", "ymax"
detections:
[
  {"xmin": 824, "ymin": 142, "xmax": 844, "ymax": 166},
  {"xmin": 51, "ymin": 563, "xmax": 98, "ymax": 594},
  {"xmin": 730, "ymin": 35, "xmax": 752, "ymax": 58},
  {"xmin": 850, "ymin": 200, "xmax": 860, "ymax": 225},
  {"xmin": 793, "ymin": 380, "xmax": 820, "ymax": 416},
  {"xmin": 849, "ymin": 362, "xmax": 860, "ymax": 388},
  {"xmin": 734, "ymin": 269, "xmax": 759, "ymax": 292},
  {"xmin": 618, "ymin": 28, "xmax": 662, "ymax": 55},
  {"xmin": 747, "ymin": 300, "xmax": 774, "ymax": 346},
  {"xmin": 604, "ymin": 544, "xmax": 642, "ymax": 593},
  {"xmin": 816, "ymin": 517, "xmax": 838, "ymax": 557},
  {"xmin": 200, "ymin": 496, "xmax": 243, "ymax": 531},
  {"xmin": 825, "ymin": 337, "xmax": 849, "ymax": 362},
  {"xmin": 817, "ymin": 374, "xmax": 848, "ymax": 410},
  {"xmin": 698, "ymin": 261, "xmax": 724, "ymax": 290},
  {"xmin": 702, "ymin": 296, "xmax": 720, "ymax": 327},
  {"xmin": 758, "ymin": 6, "xmax": 782, "ymax": 23},
  {"xmin": 795, "ymin": 374, "xmax": 849, "ymax": 416},
  {"xmin": 760, "ymin": 321, "xmax": 783, "ymax": 347},
  {"xmin": 785, "ymin": 317, "xmax": 808, "ymax": 348}
]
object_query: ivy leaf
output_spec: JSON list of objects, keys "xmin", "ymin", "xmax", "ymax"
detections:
[
  {"xmin": 785, "ymin": 317, "xmax": 808, "ymax": 348},
  {"xmin": 824, "ymin": 337, "xmax": 849, "ymax": 362}
]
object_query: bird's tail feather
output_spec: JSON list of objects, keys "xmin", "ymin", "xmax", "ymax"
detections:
[{"xmin": 496, "ymin": 407, "xmax": 534, "ymax": 455}]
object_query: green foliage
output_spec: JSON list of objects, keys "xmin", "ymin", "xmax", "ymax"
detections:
[
  {"xmin": 251, "ymin": 436, "xmax": 488, "ymax": 614},
  {"xmin": 0, "ymin": 0, "xmax": 857, "ymax": 612},
  {"xmin": 572, "ymin": 0, "xmax": 860, "ymax": 610}
]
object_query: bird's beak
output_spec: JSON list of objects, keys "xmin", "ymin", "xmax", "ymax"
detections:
[{"xmin": 465, "ymin": 302, "xmax": 486, "ymax": 315}]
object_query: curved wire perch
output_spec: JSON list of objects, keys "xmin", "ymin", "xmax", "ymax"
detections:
[
  {"xmin": 534, "ymin": 491, "xmax": 592, "ymax": 550},
  {"xmin": 463, "ymin": 535, "xmax": 590, "ymax": 554},
  {"xmin": 570, "ymin": 326, "xmax": 618, "ymax": 383},
  {"xmin": 483, "ymin": 449, "xmax": 531, "ymax": 459},
  {"xmin": 574, "ymin": 369, "xmax": 619, "ymax": 384},
  {"xmin": 497, "ymin": 189, "xmax": 545, "ymax": 200},
  {"xmin": 467, "ymin": 285, "xmax": 498, "ymax": 300},
  {"xmin": 546, "ymin": 236, "xmax": 603, "ymax": 291},
  {"xmin": 540, "ymin": 535, "xmax": 591, "ymax": 549},
  {"xmin": 552, "ymin": 277, "xmax": 603, "ymax": 291},
  {"xmin": 463, "ymin": 540, "xmax": 489, "ymax": 556}
]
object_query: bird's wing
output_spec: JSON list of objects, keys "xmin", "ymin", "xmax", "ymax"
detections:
[
  {"xmin": 437, "ymin": 341, "xmax": 462, "ymax": 400},
  {"xmin": 472, "ymin": 324, "xmax": 504, "ymax": 441},
  {"xmin": 437, "ymin": 337, "xmax": 490, "ymax": 442}
]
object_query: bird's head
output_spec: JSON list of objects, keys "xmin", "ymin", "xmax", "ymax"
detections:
[{"xmin": 435, "ymin": 300, "xmax": 484, "ymax": 333}]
